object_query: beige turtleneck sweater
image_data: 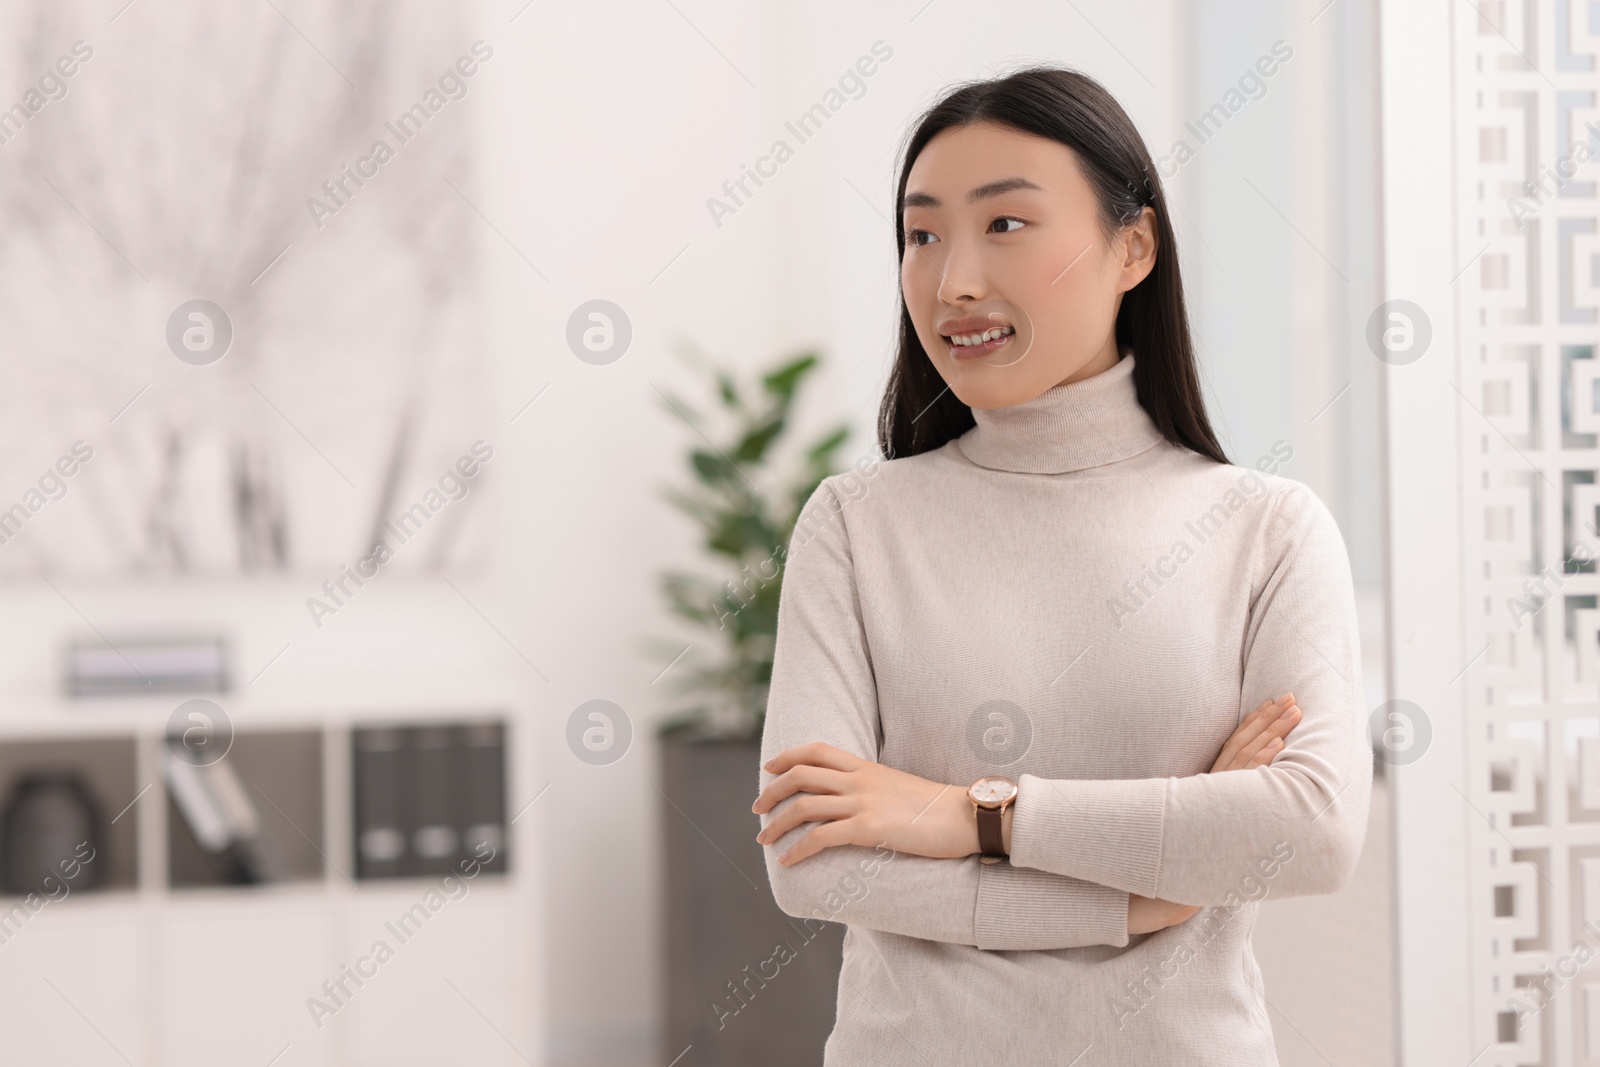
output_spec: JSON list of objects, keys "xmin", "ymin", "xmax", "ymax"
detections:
[{"xmin": 756, "ymin": 352, "xmax": 1372, "ymax": 1065}]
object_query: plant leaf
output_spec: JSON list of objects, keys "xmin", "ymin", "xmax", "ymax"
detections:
[
  {"xmin": 716, "ymin": 369, "xmax": 740, "ymax": 409},
  {"xmin": 734, "ymin": 416, "xmax": 785, "ymax": 463},
  {"xmin": 761, "ymin": 352, "xmax": 819, "ymax": 399},
  {"xmin": 690, "ymin": 449, "xmax": 735, "ymax": 485}
]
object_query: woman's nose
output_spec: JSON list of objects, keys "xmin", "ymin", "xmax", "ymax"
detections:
[{"xmin": 934, "ymin": 243, "xmax": 987, "ymax": 304}]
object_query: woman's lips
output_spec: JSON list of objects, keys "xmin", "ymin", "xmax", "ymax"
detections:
[{"xmin": 946, "ymin": 332, "xmax": 1014, "ymax": 361}]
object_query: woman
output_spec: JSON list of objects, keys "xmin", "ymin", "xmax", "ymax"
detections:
[{"xmin": 750, "ymin": 67, "xmax": 1372, "ymax": 1065}]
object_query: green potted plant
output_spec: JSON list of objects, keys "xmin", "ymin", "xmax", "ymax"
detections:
[{"xmin": 654, "ymin": 347, "xmax": 852, "ymax": 1066}]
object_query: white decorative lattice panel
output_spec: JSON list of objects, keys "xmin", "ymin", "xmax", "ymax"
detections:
[{"xmin": 1461, "ymin": 2, "xmax": 1600, "ymax": 1062}]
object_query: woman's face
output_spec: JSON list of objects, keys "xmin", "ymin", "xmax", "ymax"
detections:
[{"xmin": 899, "ymin": 120, "xmax": 1157, "ymax": 410}]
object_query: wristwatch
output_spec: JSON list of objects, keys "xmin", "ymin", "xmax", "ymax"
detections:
[{"xmin": 968, "ymin": 775, "xmax": 1018, "ymax": 865}]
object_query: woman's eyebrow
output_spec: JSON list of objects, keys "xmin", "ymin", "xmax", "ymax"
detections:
[{"xmin": 902, "ymin": 176, "xmax": 1043, "ymax": 210}]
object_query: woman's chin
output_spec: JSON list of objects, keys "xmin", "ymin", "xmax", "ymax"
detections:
[{"xmin": 941, "ymin": 366, "xmax": 1050, "ymax": 411}]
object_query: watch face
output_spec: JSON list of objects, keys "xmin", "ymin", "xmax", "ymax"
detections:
[{"xmin": 969, "ymin": 776, "xmax": 1018, "ymax": 807}]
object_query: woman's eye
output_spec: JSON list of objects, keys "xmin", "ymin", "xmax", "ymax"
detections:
[{"xmin": 906, "ymin": 219, "xmax": 1020, "ymax": 245}]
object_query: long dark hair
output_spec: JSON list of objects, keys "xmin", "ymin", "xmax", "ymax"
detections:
[{"xmin": 877, "ymin": 67, "xmax": 1229, "ymax": 466}]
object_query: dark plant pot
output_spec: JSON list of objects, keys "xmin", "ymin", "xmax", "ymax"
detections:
[{"xmin": 660, "ymin": 731, "xmax": 844, "ymax": 1066}]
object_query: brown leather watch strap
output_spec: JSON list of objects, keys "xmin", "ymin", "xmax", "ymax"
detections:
[{"xmin": 976, "ymin": 804, "xmax": 1005, "ymax": 859}]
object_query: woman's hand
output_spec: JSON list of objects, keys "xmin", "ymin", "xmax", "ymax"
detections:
[
  {"xmin": 753, "ymin": 742, "xmax": 973, "ymax": 865},
  {"xmin": 1209, "ymin": 691, "xmax": 1301, "ymax": 773},
  {"xmin": 1130, "ymin": 692, "xmax": 1302, "ymax": 934},
  {"xmin": 1127, "ymin": 892, "xmax": 1203, "ymax": 935}
]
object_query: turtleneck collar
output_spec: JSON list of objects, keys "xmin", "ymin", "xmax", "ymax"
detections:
[{"xmin": 956, "ymin": 350, "xmax": 1167, "ymax": 475}]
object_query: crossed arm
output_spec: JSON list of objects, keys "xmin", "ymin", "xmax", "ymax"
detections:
[
  {"xmin": 753, "ymin": 476, "xmax": 1372, "ymax": 951},
  {"xmin": 755, "ymin": 696, "xmax": 1304, "ymax": 947}
]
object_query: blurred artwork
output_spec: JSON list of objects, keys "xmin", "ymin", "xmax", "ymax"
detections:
[{"xmin": 0, "ymin": 0, "xmax": 494, "ymax": 578}]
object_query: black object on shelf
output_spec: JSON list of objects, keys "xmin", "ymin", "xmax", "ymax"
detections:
[
  {"xmin": 409, "ymin": 725, "xmax": 459, "ymax": 876},
  {"xmin": 1, "ymin": 772, "xmax": 105, "ymax": 896},
  {"xmin": 354, "ymin": 727, "xmax": 406, "ymax": 880},
  {"xmin": 161, "ymin": 740, "xmax": 270, "ymax": 885},
  {"xmin": 460, "ymin": 722, "xmax": 506, "ymax": 876},
  {"xmin": 353, "ymin": 721, "xmax": 507, "ymax": 881},
  {"xmin": 65, "ymin": 635, "xmax": 229, "ymax": 697}
]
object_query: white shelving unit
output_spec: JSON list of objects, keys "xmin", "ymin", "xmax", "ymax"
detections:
[{"xmin": 0, "ymin": 578, "xmax": 545, "ymax": 1067}]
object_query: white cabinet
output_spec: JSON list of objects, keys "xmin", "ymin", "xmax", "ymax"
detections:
[
  {"xmin": 0, "ymin": 902, "xmax": 148, "ymax": 1065},
  {"xmin": 155, "ymin": 894, "xmax": 336, "ymax": 1067},
  {"xmin": 340, "ymin": 887, "xmax": 527, "ymax": 1065},
  {"xmin": 0, "ymin": 580, "xmax": 546, "ymax": 1067}
]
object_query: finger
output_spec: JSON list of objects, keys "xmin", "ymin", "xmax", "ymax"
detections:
[
  {"xmin": 778, "ymin": 819, "xmax": 852, "ymax": 865},
  {"xmin": 1235, "ymin": 708, "xmax": 1299, "ymax": 768},
  {"xmin": 752, "ymin": 765, "xmax": 849, "ymax": 814},
  {"xmin": 1222, "ymin": 696, "xmax": 1286, "ymax": 754},
  {"xmin": 764, "ymin": 741, "xmax": 862, "ymax": 776},
  {"xmin": 1233, "ymin": 720, "xmax": 1290, "ymax": 768},
  {"xmin": 1243, "ymin": 736, "xmax": 1283, "ymax": 768},
  {"xmin": 1261, "ymin": 703, "xmax": 1302, "ymax": 741},
  {"xmin": 1244, "ymin": 704, "xmax": 1302, "ymax": 762},
  {"xmin": 1126, "ymin": 896, "xmax": 1156, "ymax": 935},
  {"xmin": 757, "ymin": 794, "xmax": 854, "ymax": 844},
  {"xmin": 1213, "ymin": 697, "xmax": 1288, "ymax": 771}
]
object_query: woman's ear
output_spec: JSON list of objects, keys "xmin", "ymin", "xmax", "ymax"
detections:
[{"xmin": 1117, "ymin": 206, "xmax": 1159, "ymax": 292}]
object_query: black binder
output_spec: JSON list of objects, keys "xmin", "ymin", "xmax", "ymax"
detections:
[
  {"xmin": 409, "ymin": 725, "xmax": 460, "ymax": 876},
  {"xmin": 460, "ymin": 721, "xmax": 507, "ymax": 875},
  {"xmin": 353, "ymin": 727, "xmax": 405, "ymax": 880}
]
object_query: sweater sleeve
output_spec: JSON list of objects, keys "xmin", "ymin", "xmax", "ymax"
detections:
[
  {"xmin": 759, "ymin": 476, "xmax": 1132, "ymax": 950},
  {"xmin": 1006, "ymin": 479, "xmax": 1374, "ymax": 906}
]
